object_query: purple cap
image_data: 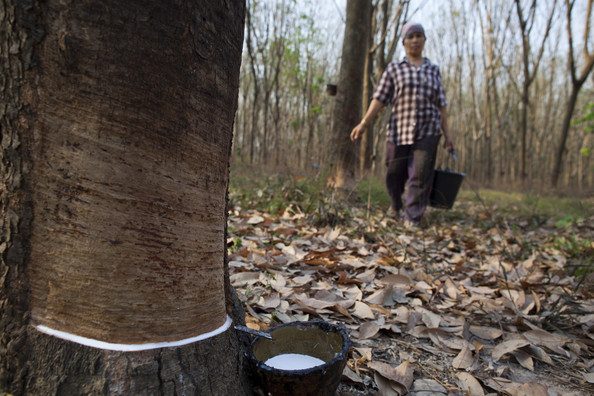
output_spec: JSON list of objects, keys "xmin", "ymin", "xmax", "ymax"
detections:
[{"xmin": 402, "ymin": 23, "xmax": 425, "ymax": 40}]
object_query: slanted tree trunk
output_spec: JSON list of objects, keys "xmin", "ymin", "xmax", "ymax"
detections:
[
  {"xmin": 327, "ymin": 0, "xmax": 372, "ymax": 190},
  {"xmin": 552, "ymin": 0, "xmax": 594, "ymax": 187},
  {"xmin": 1, "ymin": 1, "xmax": 250, "ymax": 394}
]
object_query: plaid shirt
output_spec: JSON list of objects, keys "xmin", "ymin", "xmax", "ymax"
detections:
[{"xmin": 373, "ymin": 57, "xmax": 447, "ymax": 145}]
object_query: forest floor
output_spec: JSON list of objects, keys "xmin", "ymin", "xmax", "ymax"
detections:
[{"xmin": 227, "ymin": 174, "xmax": 594, "ymax": 396}]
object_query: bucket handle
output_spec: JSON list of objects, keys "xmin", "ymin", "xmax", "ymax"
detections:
[
  {"xmin": 234, "ymin": 325, "xmax": 273, "ymax": 340},
  {"xmin": 437, "ymin": 148, "xmax": 457, "ymax": 172}
]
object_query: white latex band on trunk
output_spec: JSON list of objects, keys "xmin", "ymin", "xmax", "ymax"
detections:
[{"xmin": 35, "ymin": 314, "xmax": 232, "ymax": 351}]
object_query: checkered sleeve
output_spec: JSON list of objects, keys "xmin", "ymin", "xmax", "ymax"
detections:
[
  {"xmin": 436, "ymin": 67, "xmax": 447, "ymax": 108},
  {"xmin": 372, "ymin": 63, "xmax": 395, "ymax": 105}
]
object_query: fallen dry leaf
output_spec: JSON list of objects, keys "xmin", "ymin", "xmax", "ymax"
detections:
[
  {"xmin": 522, "ymin": 329, "xmax": 569, "ymax": 349},
  {"xmin": 469, "ymin": 325, "xmax": 503, "ymax": 341},
  {"xmin": 512, "ymin": 349, "xmax": 534, "ymax": 371},
  {"xmin": 452, "ymin": 344, "xmax": 475, "ymax": 369},
  {"xmin": 352, "ymin": 301, "xmax": 375, "ymax": 320},
  {"xmin": 368, "ymin": 360, "xmax": 414, "ymax": 393},
  {"xmin": 342, "ymin": 365, "xmax": 364, "ymax": 384},
  {"xmin": 374, "ymin": 372, "xmax": 402, "ymax": 396},
  {"xmin": 410, "ymin": 378, "xmax": 447, "ymax": 395},
  {"xmin": 417, "ymin": 307, "xmax": 441, "ymax": 329},
  {"xmin": 506, "ymin": 382, "xmax": 550, "ymax": 396},
  {"xmin": 583, "ymin": 372, "xmax": 594, "ymax": 384},
  {"xmin": 456, "ymin": 372, "xmax": 485, "ymax": 396},
  {"xmin": 247, "ymin": 215, "xmax": 265, "ymax": 225},
  {"xmin": 492, "ymin": 338, "xmax": 531, "ymax": 361},
  {"xmin": 358, "ymin": 321, "xmax": 381, "ymax": 340},
  {"xmin": 354, "ymin": 347, "xmax": 373, "ymax": 361},
  {"xmin": 482, "ymin": 377, "xmax": 518, "ymax": 393}
]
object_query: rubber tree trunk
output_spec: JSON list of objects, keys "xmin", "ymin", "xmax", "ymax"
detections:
[
  {"xmin": 1, "ymin": 1, "xmax": 251, "ymax": 394},
  {"xmin": 327, "ymin": 0, "xmax": 372, "ymax": 190},
  {"xmin": 552, "ymin": 86, "xmax": 582, "ymax": 187}
]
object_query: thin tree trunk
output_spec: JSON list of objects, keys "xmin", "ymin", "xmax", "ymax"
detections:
[
  {"xmin": 552, "ymin": 87, "xmax": 581, "ymax": 187},
  {"xmin": 552, "ymin": 0, "xmax": 594, "ymax": 186},
  {"xmin": 360, "ymin": 3, "xmax": 376, "ymax": 176}
]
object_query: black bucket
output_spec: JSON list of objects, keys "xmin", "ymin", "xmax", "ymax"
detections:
[
  {"xmin": 429, "ymin": 169, "xmax": 465, "ymax": 209},
  {"xmin": 248, "ymin": 321, "xmax": 350, "ymax": 396}
]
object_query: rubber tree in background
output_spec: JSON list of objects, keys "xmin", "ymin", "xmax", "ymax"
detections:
[
  {"xmin": 327, "ymin": 0, "xmax": 372, "ymax": 191},
  {"xmin": 552, "ymin": 0, "xmax": 594, "ymax": 187},
  {"xmin": 0, "ymin": 1, "xmax": 251, "ymax": 394},
  {"xmin": 514, "ymin": 0, "xmax": 557, "ymax": 181}
]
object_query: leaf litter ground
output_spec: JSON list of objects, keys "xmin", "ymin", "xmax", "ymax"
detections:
[{"xmin": 227, "ymin": 192, "xmax": 594, "ymax": 395}]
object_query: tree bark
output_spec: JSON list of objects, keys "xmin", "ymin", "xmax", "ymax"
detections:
[
  {"xmin": 327, "ymin": 0, "xmax": 372, "ymax": 190},
  {"xmin": 552, "ymin": 0, "xmax": 594, "ymax": 187},
  {"xmin": 1, "ymin": 1, "xmax": 251, "ymax": 394}
]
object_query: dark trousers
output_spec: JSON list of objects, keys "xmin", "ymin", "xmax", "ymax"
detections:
[{"xmin": 385, "ymin": 135, "xmax": 440, "ymax": 223}]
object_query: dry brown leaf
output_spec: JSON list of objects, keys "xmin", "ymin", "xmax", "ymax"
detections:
[
  {"xmin": 417, "ymin": 308, "xmax": 441, "ymax": 329},
  {"xmin": 230, "ymin": 271, "xmax": 261, "ymax": 287},
  {"xmin": 369, "ymin": 304, "xmax": 392, "ymax": 316},
  {"xmin": 523, "ymin": 329, "xmax": 569, "ymax": 349},
  {"xmin": 355, "ymin": 347, "xmax": 373, "ymax": 361},
  {"xmin": 583, "ymin": 372, "xmax": 594, "ymax": 384},
  {"xmin": 332, "ymin": 303, "xmax": 353, "ymax": 319},
  {"xmin": 267, "ymin": 273, "xmax": 287, "ymax": 290},
  {"xmin": 392, "ymin": 289, "xmax": 409, "ymax": 304},
  {"xmin": 342, "ymin": 365, "xmax": 364, "ymax": 384},
  {"xmin": 452, "ymin": 344, "xmax": 475, "ymax": 369},
  {"xmin": 500, "ymin": 289, "xmax": 525, "ymax": 309},
  {"xmin": 374, "ymin": 372, "xmax": 401, "ymax": 396},
  {"xmin": 294, "ymin": 293, "xmax": 335, "ymax": 310},
  {"xmin": 410, "ymin": 378, "xmax": 447, "ymax": 395},
  {"xmin": 482, "ymin": 377, "xmax": 518, "ymax": 393},
  {"xmin": 520, "ymin": 294, "xmax": 536, "ymax": 314},
  {"xmin": 256, "ymin": 293, "xmax": 280, "ymax": 310},
  {"xmin": 472, "ymin": 340, "xmax": 484, "ymax": 352},
  {"xmin": 456, "ymin": 372, "xmax": 484, "ymax": 396},
  {"xmin": 429, "ymin": 330, "xmax": 468, "ymax": 352},
  {"xmin": 365, "ymin": 285, "xmax": 396, "ymax": 306},
  {"xmin": 313, "ymin": 289, "xmax": 355, "ymax": 309},
  {"xmin": 414, "ymin": 280, "xmax": 434, "ymax": 295},
  {"xmin": 512, "ymin": 349, "xmax": 534, "ymax": 371},
  {"xmin": 342, "ymin": 285, "xmax": 363, "ymax": 301},
  {"xmin": 444, "ymin": 277, "xmax": 461, "ymax": 300},
  {"xmin": 528, "ymin": 345, "xmax": 554, "ymax": 366},
  {"xmin": 579, "ymin": 313, "xmax": 594, "ymax": 325},
  {"xmin": 379, "ymin": 274, "xmax": 412, "ymax": 289},
  {"xmin": 291, "ymin": 274, "xmax": 314, "ymax": 286},
  {"xmin": 338, "ymin": 271, "xmax": 363, "ymax": 285},
  {"xmin": 393, "ymin": 306, "xmax": 410, "ymax": 324},
  {"xmin": 506, "ymin": 382, "xmax": 550, "ymax": 396},
  {"xmin": 368, "ymin": 360, "xmax": 414, "ymax": 393},
  {"xmin": 247, "ymin": 215, "xmax": 265, "ymax": 225},
  {"xmin": 408, "ymin": 325, "xmax": 429, "ymax": 339},
  {"xmin": 462, "ymin": 284, "xmax": 497, "ymax": 295},
  {"xmin": 492, "ymin": 338, "xmax": 531, "ymax": 361},
  {"xmin": 359, "ymin": 321, "xmax": 381, "ymax": 340},
  {"xmin": 352, "ymin": 301, "xmax": 375, "ymax": 320},
  {"xmin": 245, "ymin": 314, "xmax": 268, "ymax": 331},
  {"xmin": 469, "ymin": 325, "xmax": 502, "ymax": 341},
  {"xmin": 531, "ymin": 289, "xmax": 541, "ymax": 313}
]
